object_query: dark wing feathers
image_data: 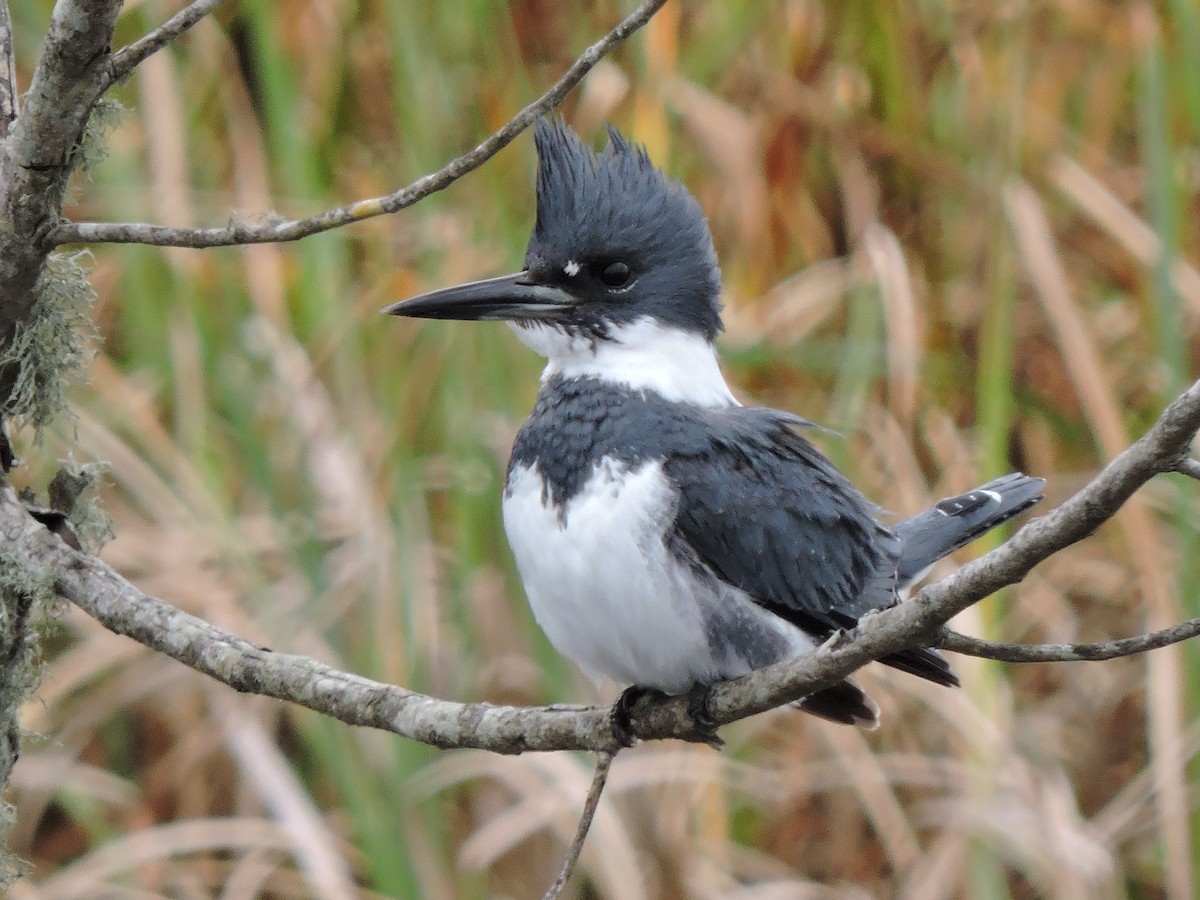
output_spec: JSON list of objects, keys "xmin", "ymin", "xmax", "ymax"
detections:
[
  {"xmin": 665, "ymin": 408, "xmax": 956, "ymax": 688},
  {"xmin": 667, "ymin": 408, "xmax": 893, "ymax": 634}
]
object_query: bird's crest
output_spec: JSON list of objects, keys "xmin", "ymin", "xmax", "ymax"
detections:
[{"xmin": 527, "ymin": 118, "xmax": 723, "ymax": 339}]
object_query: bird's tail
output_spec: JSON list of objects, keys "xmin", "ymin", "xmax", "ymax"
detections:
[
  {"xmin": 894, "ymin": 473, "xmax": 1045, "ymax": 588},
  {"xmin": 863, "ymin": 473, "xmax": 1044, "ymax": 693}
]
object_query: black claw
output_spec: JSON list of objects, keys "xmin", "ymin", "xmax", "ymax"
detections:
[
  {"xmin": 611, "ymin": 685, "xmax": 652, "ymax": 747},
  {"xmin": 686, "ymin": 683, "xmax": 724, "ymax": 749}
]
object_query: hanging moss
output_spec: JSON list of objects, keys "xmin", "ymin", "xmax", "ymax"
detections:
[{"xmin": 0, "ymin": 251, "xmax": 99, "ymax": 434}]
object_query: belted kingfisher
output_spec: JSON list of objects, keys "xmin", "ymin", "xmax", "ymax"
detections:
[{"xmin": 384, "ymin": 119, "xmax": 1043, "ymax": 740}]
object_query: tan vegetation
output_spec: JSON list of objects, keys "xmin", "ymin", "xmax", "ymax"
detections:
[{"xmin": 6, "ymin": 0, "xmax": 1200, "ymax": 896}]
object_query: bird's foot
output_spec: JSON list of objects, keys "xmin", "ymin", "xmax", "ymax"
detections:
[
  {"xmin": 686, "ymin": 683, "xmax": 724, "ymax": 749},
  {"xmin": 610, "ymin": 685, "xmax": 653, "ymax": 747},
  {"xmin": 611, "ymin": 684, "xmax": 725, "ymax": 749}
]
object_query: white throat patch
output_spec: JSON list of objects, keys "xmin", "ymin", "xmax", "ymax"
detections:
[{"xmin": 508, "ymin": 316, "xmax": 737, "ymax": 409}]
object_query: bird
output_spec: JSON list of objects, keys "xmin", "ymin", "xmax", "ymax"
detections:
[{"xmin": 384, "ymin": 118, "xmax": 1043, "ymax": 742}]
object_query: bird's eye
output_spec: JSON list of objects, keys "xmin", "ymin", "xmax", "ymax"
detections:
[{"xmin": 598, "ymin": 261, "xmax": 632, "ymax": 288}]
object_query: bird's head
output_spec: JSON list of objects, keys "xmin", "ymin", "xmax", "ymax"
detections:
[{"xmin": 384, "ymin": 118, "xmax": 724, "ymax": 356}]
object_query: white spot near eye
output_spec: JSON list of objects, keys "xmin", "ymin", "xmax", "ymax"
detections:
[{"xmin": 564, "ymin": 260, "xmax": 580, "ymax": 278}]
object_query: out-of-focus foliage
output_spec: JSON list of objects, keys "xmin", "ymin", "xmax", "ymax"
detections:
[{"xmin": 6, "ymin": 1, "xmax": 1200, "ymax": 897}]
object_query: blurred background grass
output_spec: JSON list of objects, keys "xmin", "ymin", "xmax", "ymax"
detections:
[{"xmin": 5, "ymin": 0, "xmax": 1200, "ymax": 897}]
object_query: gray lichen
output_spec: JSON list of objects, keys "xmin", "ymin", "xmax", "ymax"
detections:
[
  {"xmin": 0, "ymin": 251, "xmax": 98, "ymax": 434},
  {"xmin": 74, "ymin": 96, "xmax": 124, "ymax": 179}
]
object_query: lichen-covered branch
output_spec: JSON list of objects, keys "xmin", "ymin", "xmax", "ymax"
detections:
[
  {"xmin": 51, "ymin": 0, "xmax": 670, "ymax": 249},
  {"xmin": 0, "ymin": 478, "xmax": 608, "ymax": 751},
  {"xmin": 0, "ymin": 0, "xmax": 121, "ymax": 409},
  {"xmin": 0, "ymin": 0, "xmax": 124, "ymax": 880}
]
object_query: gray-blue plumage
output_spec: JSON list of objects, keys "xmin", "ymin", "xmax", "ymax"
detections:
[
  {"xmin": 385, "ymin": 118, "xmax": 1045, "ymax": 730},
  {"xmin": 509, "ymin": 372, "xmax": 965, "ymax": 695}
]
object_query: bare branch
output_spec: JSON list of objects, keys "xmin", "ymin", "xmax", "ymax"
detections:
[
  {"xmin": 542, "ymin": 751, "xmax": 616, "ymax": 900},
  {"xmin": 938, "ymin": 618, "xmax": 1200, "ymax": 663},
  {"xmin": 51, "ymin": 0, "xmax": 671, "ymax": 249},
  {"xmin": 26, "ymin": 500, "xmax": 615, "ymax": 754},
  {"xmin": 0, "ymin": 0, "xmax": 16, "ymax": 139},
  {"xmin": 5, "ymin": 380, "xmax": 1200, "ymax": 755},
  {"xmin": 107, "ymin": 0, "xmax": 230, "ymax": 85}
]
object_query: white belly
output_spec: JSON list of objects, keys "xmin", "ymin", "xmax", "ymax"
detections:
[{"xmin": 502, "ymin": 459, "xmax": 812, "ymax": 694}]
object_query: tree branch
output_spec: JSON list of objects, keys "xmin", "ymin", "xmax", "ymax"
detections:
[
  {"xmin": 0, "ymin": 0, "xmax": 123, "ymax": 839},
  {"xmin": 16, "ymin": 501, "xmax": 613, "ymax": 753},
  {"xmin": 938, "ymin": 618, "xmax": 1200, "ymax": 663},
  {"xmin": 1, "ymin": 378, "xmax": 1194, "ymax": 754},
  {"xmin": 107, "ymin": 0, "xmax": 230, "ymax": 86},
  {"xmin": 0, "ymin": 0, "xmax": 122, "ymax": 401},
  {"xmin": 50, "ymin": 0, "xmax": 670, "ymax": 249},
  {"xmin": 542, "ymin": 751, "xmax": 615, "ymax": 900}
]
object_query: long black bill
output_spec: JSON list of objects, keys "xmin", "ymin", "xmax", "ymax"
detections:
[{"xmin": 382, "ymin": 272, "xmax": 573, "ymax": 322}]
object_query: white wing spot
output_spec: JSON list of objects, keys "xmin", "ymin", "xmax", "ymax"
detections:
[
  {"xmin": 980, "ymin": 489, "xmax": 1003, "ymax": 503},
  {"xmin": 564, "ymin": 260, "xmax": 581, "ymax": 278}
]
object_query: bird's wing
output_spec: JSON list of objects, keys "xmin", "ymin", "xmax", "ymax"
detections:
[
  {"xmin": 666, "ymin": 407, "xmax": 897, "ymax": 633},
  {"xmin": 665, "ymin": 407, "xmax": 956, "ymax": 687}
]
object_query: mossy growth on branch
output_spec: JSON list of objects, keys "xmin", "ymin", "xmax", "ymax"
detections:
[
  {"xmin": 75, "ymin": 97, "xmax": 123, "ymax": 182},
  {"xmin": 1, "ymin": 98, "xmax": 122, "ymax": 436},
  {"xmin": 0, "ymin": 251, "xmax": 98, "ymax": 434}
]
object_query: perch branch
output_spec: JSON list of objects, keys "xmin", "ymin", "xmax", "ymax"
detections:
[
  {"xmin": 0, "ymin": 379, "xmax": 1194, "ymax": 752},
  {"xmin": 681, "ymin": 378, "xmax": 1200, "ymax": 731}
]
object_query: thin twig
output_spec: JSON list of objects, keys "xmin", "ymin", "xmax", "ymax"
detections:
[
  {"xmin": 939, "ymin": 617, "xmax": 1200, "ymax": 662},
  {"xmin": 107, "ymin": 0, "xmax": 231, "ymax": 85},
  {"xmin": 543, "ymin": 751, "xmax": 616, "ymax": 900},
  {"xmin": 52, "ymin": 0, "xmax": 670, "ymax": 249},
  {"xmin": 0, "ymin": 0, "xmax": 16, "ymax": 139}
]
